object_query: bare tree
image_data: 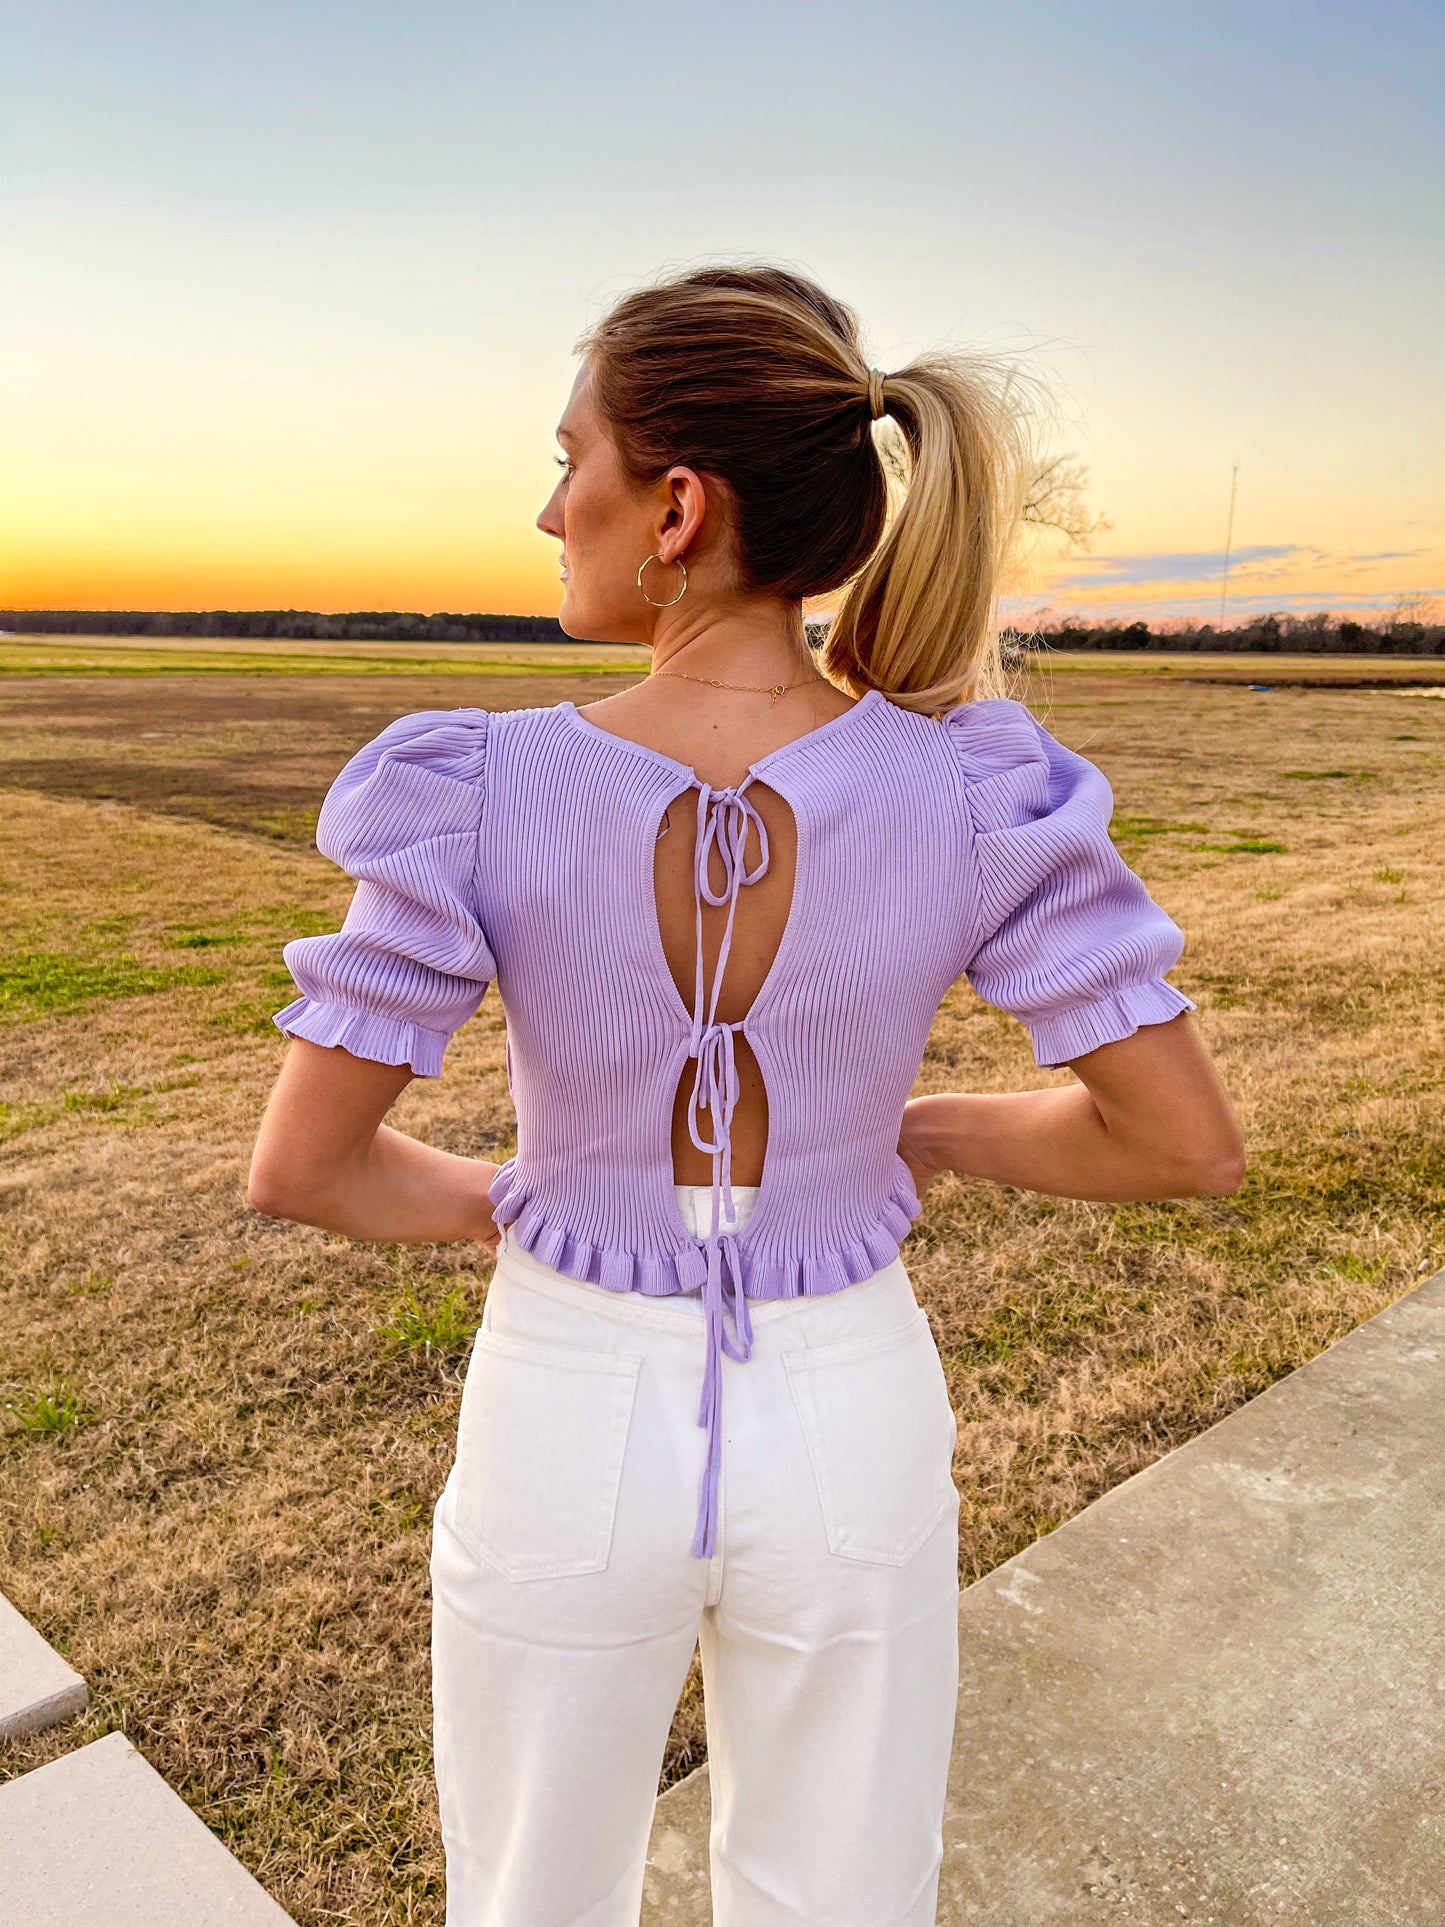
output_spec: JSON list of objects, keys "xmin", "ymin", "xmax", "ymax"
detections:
[
  {"xmin": 1023, "ymin": 455, "xmax": 1111, "ymax": 550},
  {"xmin": 1386, "ymin": 590, "xmax": 1440, "ymax": 629},
  {"xmin": 873, "ymin": 426, "xmax": 1110, "ymax": 553}
]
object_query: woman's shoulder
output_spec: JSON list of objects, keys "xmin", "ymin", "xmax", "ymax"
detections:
[
  {"xmin": 937, "ymin": 694, "xmax": 1051, "ymax": 770},
  {"xmin": 314, "ymin": 707, "xmax": 494, "ymax": 866},
  {"xmin": 934, "ymin": 695, "xmax": 1110, "ymax": 833},
  {"xmin": 870, "ymin": 691, "xmax": 1050, "ymax": 767},
  {"xmin": 337, "ymin": 705, "xmax": 494, "ymax": 786}
]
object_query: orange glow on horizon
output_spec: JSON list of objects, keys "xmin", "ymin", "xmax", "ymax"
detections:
[
  {"xmin": 6, "ymin": 549, "xmax": 1437, "ymax": 623},
  {"xmin": 1, "ymin": 532, "xmax": 569, "ymax": 618},
  {"xmin": 0, "ymin": 567, "xmax": 566, "ymax": 618},
  {"xmin": 3, "ymin": 469, "xmax": 1436, "ymax": 624}
]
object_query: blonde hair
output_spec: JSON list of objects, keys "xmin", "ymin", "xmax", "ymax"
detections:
[
  {"xmin": 580, "ymin": 264, "xmax": 1033, "ymax": 715},
  {"xmin": 823, "ymin": 353, "xmax": 1031, "ymax": 710}
]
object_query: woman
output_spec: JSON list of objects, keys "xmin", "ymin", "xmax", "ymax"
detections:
[{"xmin": 249, "ymin": 264, "xmax": 1244, "ymax": 1927}]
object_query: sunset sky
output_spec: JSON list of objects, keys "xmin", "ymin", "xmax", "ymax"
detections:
[{"xmin": 4, "ymin": 2, "xmax": 1441, "ymax": 624}]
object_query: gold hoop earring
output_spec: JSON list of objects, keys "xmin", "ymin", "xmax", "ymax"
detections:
[{"xmin": 637, "ymin": 553, "xmax": 688, "ymax": 607}]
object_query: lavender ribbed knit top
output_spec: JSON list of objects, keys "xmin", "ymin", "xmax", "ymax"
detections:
[{"xmin": 273, "ymin": 689, "xmax": 1195, "ymax": 1558}]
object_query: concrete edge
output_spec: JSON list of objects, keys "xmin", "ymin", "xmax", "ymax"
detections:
[
  {"xmin": 0, "ymin": 1587, "xmax": 90, "ymax": 1747},
  {"xmin": 0, "ymin": 1731, "xmax": 299, "ymax": 1924},
  {"xmin": 0, "ymin": 1676, "xmax": 89, "ymax": 1744}
]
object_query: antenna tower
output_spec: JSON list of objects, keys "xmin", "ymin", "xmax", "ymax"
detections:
[{"xmin": 1218, "ymin": 462, "xmax": 1240, "ymax": 630}]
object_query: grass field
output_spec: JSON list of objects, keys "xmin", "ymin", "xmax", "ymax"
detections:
[{"xmin": 2, "ymin": 636, "xmax": 1442, "ymax": 1924}]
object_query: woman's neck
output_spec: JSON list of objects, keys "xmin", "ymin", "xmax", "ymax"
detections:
[{"xmin": 649, "ymin": 598, "xmax": 817, "ymax": 686}]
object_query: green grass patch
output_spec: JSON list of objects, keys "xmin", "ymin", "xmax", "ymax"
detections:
[
  {"xmin": 63, "ymin": 1084, "xmax": 149, "ymax": 1115},
  {"xmin": 1192, "ymin": 838, "xmax": 1288, "ymax": 855},
  {"xmin": 1222, "ymin": 1346, "xmax": 1300, "ymax": 1397},
  {"xmin": 1110, "ymin": 814, "xmax": 1208, "ymax": 844},
  {"xmin": 1280, "ymin": 768, "xmax": 1377, "ymax": 781},
  {"xmin": 375, "ymin": 1280, "xmax": 481, "ymax": 1361},
  {"xmin": 0, "ymin": 1080, "xmax": 181, "ymax": 1140},
  {"xmin": 1245, "ymin": 1135, "xmax": 1445, "ymax": 1224},
  {"xmin": 164, "ymin": 923, "xmax": 250, "ymax": 949},
  {"xmin": 210, "ymin": 999, "xmax": 288, "ymax": 1036},
  {"xmin": 1183, "ymin": 972, "xmax": 1245, "ymax": 1008},
  {"xmin": 247, "ymin": 906, "xmax": 343, "ymax": 940},
  {"xmin": 0, "ymin": 1099, "xmax": 53, "ymax": 1143},
  {"xmin": 65, "ymin": 1271, "xmax": 115, "ymax": 1297},
  {"xmin": 0, "ymin": 641, "xmax": 645, "ymax": 679},
  {"xmin": 1322, "ymin": 1251, "xmax": 1389, "ymax": 1284},
  {"xmin": 250, "ymin": 806, "xmax": 322, "ymax": 845},
  {"xmin": 7, "ymin": 1378, "xmax": 94, "ymax": 1440},
  {"xmin": 0, "ymin": 950, "xmax": 228, "ymax": 1021}
]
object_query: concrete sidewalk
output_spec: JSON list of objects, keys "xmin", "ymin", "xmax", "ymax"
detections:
[
  {"xmin": 642, "ymin": 1266, "xmax": 1445, "ymax": 1925},
  {"xmin": 2, "ymin": 1586, "xmax": 297, "ymax": 1920},
  {"xmin": 0, "ymin": 1732, "xmax": 297, "ymax": 1924},
  {"xmin": 0, "ymin": 1589, "xmax": 86, "ymax": 1742}
]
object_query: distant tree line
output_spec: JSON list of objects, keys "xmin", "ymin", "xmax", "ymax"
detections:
[
  {"xmin": 1004, "ymin": 607, "xmax": 1445, "ymax": 657},
  {"xmin": 6, "ymin": 604, "xmax": 1443, "ymax": 656},
  {"xmin": 1, "ymin": 609, "xmax": 569, "ymax": 644}
]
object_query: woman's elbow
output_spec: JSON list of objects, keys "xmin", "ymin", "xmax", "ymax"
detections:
[
  {"xmin": 1171, "ymin": 1133, "xmax": 1247, "ymax": 1198},
  {"xmin": 247, "ymin": 1142, "xmax": 329, "ymax": 1223},
  {"xmin": 247, "ymin": 1157, "xmax": 301, "ymax": 1221},
  {"xmin": 1196, "ymin": 1146, "xmax": 1247, "ymax": 1196}
]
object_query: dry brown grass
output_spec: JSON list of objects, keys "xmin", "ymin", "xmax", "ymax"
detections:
[{"xmin": 1, "ymin": 647, "xmax": 1442, "ymax": 1924}]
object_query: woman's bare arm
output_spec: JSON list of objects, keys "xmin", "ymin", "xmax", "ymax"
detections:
[
  {"xmin": 248, "ymin": 1038, "xmax": 501, "ymax": 1248},
  {"xmin": 898, "ymin": 1011, "xmax": 1245, "ymax": 1203}
]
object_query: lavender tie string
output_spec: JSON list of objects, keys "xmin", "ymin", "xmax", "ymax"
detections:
[{"xmin": 685, "ymin": 780, "xmax": 768, "ymax": 1558}]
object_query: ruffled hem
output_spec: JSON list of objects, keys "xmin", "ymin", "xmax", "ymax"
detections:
[
  {"xmin": 486, "ymin": 1160, "xmax": 923, "ymax": 1301},
  {"xmin": 1027, "ymin": 978, "xmax": 1197, "ymax": 1069},
  {"xmin": 271, "ymin": 995, "xmax": 450, "ymax": 1079}
]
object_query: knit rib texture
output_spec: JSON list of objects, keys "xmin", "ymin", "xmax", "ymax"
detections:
[{"xmin": 274, "ymin": 687, "xmax": 1195, "ymax": 1298}]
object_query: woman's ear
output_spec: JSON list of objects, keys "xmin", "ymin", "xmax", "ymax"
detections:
[{"xmin": 657, "ymin": 465, "xmax": 709, "ymax": 564}]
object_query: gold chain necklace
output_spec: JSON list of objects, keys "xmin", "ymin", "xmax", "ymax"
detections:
[{"xmin": 651, "ymin": 668, "xmax": 821, "ymax": 708}]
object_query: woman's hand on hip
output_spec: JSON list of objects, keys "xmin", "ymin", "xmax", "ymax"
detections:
[
  {"xmin": 898, "ymin": 1013, "xmax": 1244, "ymax": 1204},
  {"xmin": 897, "ymin": 1096, "xmax": 957, "ymax": 1201},
  {"xmin": 248, "ymin": 1036, "xmax": 505, "ymax": 1246}
]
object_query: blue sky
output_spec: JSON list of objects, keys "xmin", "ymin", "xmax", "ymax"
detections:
[{"xmin": 4, "ymin": 0, "xmax": 1441, "ymax": 619}]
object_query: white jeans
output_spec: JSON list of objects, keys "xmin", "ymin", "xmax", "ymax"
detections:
[{"xmin": 430, "ymin": 1185, "xmax": 961, "ymax": 1927}]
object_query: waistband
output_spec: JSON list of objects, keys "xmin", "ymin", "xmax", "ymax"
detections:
[
  {"xmin": 491, "ymin": 1182, "xmax": 894, "ymax": 1566},
  {"xmin": 493, "ymin": 1218, "xmax": 911, "ymax": 1335},
  {"xmin": 673, "ymin": 1182, "xmax": 758, "ymax": 1259}
]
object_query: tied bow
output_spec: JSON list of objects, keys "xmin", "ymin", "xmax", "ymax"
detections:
[{"xmin": 684, "ymin": 779, "xmax": 769, "ymax": 1560}]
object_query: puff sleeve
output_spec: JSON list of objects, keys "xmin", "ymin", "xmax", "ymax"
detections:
[
  {"xmin": 271, "ymin": 708, "xmax": 497, "ymax": 1077},
  {"xmin": 948, "ymin": 698, "xmax": 1197, "ymax": 1068}
]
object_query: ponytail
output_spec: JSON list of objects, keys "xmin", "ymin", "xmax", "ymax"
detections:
[
  {"xmin": 582, "ymin": 266, "xmax": 1033, "ymax": 714},
  {"xmin": 823, "ymin": 353, "xmax": 1032, "ymax": 715}
]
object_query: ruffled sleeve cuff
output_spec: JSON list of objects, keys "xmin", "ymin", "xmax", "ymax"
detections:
[
  {"xmin": 945, "ymin": 698, "xmax": 1198, "ymax": 1060},
  {"xmin": 272, "ymin": 994, "xmax": 452, "ymax": 1079},
  {"xmin": 1025, "ymin": 977, "xmax": 1197, "ymax": 1070},
  {"xmin": 269, "ymin": 708, "xmax": 496, "ymax": 1077}
]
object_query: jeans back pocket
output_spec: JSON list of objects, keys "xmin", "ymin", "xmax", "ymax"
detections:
[
  {"xmin": 783, "ymin": 1306, "xmax": 958, "ymax": 1566},
  {"xmin": 452, "ymin": 1327, "xmax": 642, "ymax": 1581}
]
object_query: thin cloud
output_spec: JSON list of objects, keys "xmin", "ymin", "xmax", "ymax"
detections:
[
  {"xmin": 1050, "ymin": 544, "xmax": 1429, "ymax": 592},
  {"xmin": 1052, "ymin": 546, "xmax": 1302, "ymax": 589},
  {"xmin": 1004, "ymin": 584, "xmax": 1445, "ymax": 623}
]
